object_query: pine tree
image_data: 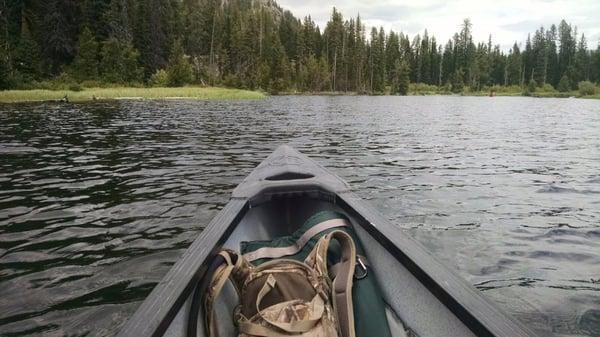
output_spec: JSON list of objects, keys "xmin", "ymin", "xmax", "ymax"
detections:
[
  {"xmin": 546, "ymin": 25, "xmax": 559, "ymax": 87},
  {"xmin": 530, "ymin": 26, "xmax": 547, "ymax": 85},
  {"xmin": 182, "ymin": 0, "xmax": 208, "ymax": 58},
  {"xmin": 506, "ymin": 43, "xmax": 522, "ymax": 85},
  {"xmin": 0, "ymin": 48, "xmax": 10, "ymax": 89},
  {"xmin": 71, "ymin": 27, "xmax": 99, "ymax": 82},
  {"xmin": 452, "ymin": 68, "xmax": 465, "ymax": 93},
  {"xmin": 267, "ymin": 35, "xmax": 290, "ymax": 93},
  {"xmin": 592, "ymin": 44, "xmax": 600, "ymax": 84},
  {"xmin": 0, "ymin": 0, "xmax": 597, "ymax": 94},
  {"xmin": 557, "ymin": 74, "xmax": 571, "ymax": 92},
  {"xmin": 100, "ymin": 37, "xmax": 142, "ymax": 84},
  {"xmin": 441, "ymin": 40, "xmax": 454, "ymax": 85},
  {"xmin": 324, "ymin": 8, "xmax": 344, "ymax": 91},
  {"xmin": 134, "ymin": 0, "xmax": 174, "ymax": 76},
  {"xmin": 385, "ymin": 31, "xmax": 400, "ymax": 84},
  {"xmin": 574, "ymin": 34, "xmax": 590, "ymax": 82},
  {"xmin": 0, "ymin": 10, "xmax": 11, "ymax": 89},
  {"xmin": 354, "ymin": 15, "xmax": 366, "ymax": 92},
  {"xmin": 391, "ymin": 60, "xmax": 410, "ymax": 95},
  {"xmin": 166, "ymin": 38, "xmax": 194, "ymax": 87},
  {"xmin": 368, "ymin": 27, "xmax": 385, "ymax": 93},
  {"xmin": 558, "ymin": 20, "xmax": 576, "ymax": 83},
  {"xmin": 14, "ymin": 22, "xmax": 41, "ymax": 83},
  {"xmin": 104, "ymin": 0, "xmax": 133, "ymax": 42},
  {"xmin": 81, "ymin": 0, "xmax": 111, "ymax": 41},
  {"xmin": 41, "ymin": 0, "xmax": 79, "ymax": 74}
]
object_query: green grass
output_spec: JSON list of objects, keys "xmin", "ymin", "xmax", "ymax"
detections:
[{"xmin": 0, "ymin": 86, "xmax": 265, "ymax": 103}]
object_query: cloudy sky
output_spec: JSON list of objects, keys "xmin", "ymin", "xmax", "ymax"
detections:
[{"xmin": 277, "ymin": 0, "xmax": 600, "ymax": 50}]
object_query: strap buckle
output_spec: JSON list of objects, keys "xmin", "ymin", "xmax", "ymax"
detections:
[{"xmin": 354, "ymin": 256, "xmax": 368, "ymax": 280}]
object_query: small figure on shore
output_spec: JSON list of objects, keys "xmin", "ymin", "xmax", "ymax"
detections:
[{"xmin": 61, "ymin": 95, "xmax": 69, "ymax": 103}]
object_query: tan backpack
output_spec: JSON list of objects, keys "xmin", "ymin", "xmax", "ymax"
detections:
[{"xmin": 204, "ymin": 230, "xmax": 357, "ymax": 337}]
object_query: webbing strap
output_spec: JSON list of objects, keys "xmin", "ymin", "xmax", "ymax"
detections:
[
  {"xmin": 204, "ymin": 251, "xmax": 236, "ymax": 337},
  {"xmin": 329, "ymin": 254, "xmax": 369, "ymax": 279},
  {"xmin": 314, "ymin": 231, "xmax": 357, "ymax": 337},
  {"xmin": 242, "ymin": 218, "xmax": 348, "ymax": 262}
]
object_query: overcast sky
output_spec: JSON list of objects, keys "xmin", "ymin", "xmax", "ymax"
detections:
[{"xmin": 277, "ymin": 0, "xmax": 600, "ymax": 51}]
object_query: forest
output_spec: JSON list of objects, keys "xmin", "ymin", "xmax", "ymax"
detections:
[{"xmin": 1, "ymin": 0, "xmax": 599, "ymax": 95}]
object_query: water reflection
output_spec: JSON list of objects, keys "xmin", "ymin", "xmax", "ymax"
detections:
[{"xmin": 1, "ymin": 96, "xmax": 599, "ymax": 336}]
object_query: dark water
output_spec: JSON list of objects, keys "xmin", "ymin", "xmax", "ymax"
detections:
[{"xmin": 1, "ymin": 96, "xmax": 599, "ymax": 337}]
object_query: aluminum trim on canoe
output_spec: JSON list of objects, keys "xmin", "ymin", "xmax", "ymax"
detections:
[{"xmin": 117, "ymin": 145, "xmax": 539, "ymax": 337}]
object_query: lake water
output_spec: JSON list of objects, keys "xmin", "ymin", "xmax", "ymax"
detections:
[{"xmin": 1, "ymin": 96, "xmax": 599, "ymax": 337}]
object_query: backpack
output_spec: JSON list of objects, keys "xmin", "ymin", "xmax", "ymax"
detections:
[
  {"xmin": 204, "ymin": 230, "xmax": 357, "ymax": 337},
  {"xmin": 240, "ymin": 211, "xmax": 393, "ymax": 337}
]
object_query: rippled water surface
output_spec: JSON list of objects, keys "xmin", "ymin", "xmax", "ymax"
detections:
[{"xmin": 1, "ymin": 96, "xmax": 599, "ymax": 337}]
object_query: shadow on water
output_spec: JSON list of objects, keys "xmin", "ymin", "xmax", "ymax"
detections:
[{"xmin": 1, "ymin": 96, "xmax": 599, "ymax": 336}]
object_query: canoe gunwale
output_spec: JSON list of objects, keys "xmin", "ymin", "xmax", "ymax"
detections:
[
  {"xmin": 117, "ymin": 145, "xmax": 539, "ymax": 337},
  {"xmin": 337, "ymin": 192, "xmax": 538, "ymax": 337},
  {"xmin": 116, "ymin": 198, "xmax": 249, "ymax": 337}
]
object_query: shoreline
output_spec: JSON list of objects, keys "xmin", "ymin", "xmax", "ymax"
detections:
[
  {"xmin": 1, "ymin": 87, "xmax": 598, "ymax": 103},
  {"xmin": 279, "ymin": 90, "xmax": 599, "ymax": 99},
  {"xmin": 0, "ymin": 87, "xmax": 266, "ymax": 103}
]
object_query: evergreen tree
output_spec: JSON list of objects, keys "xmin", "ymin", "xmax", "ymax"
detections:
[
  {"xmin": 301, "ymin": 53, "xmax": 329, "ymax": 91},
  {"xmin": 14, "ymin": 22, "xmax": 41, "ymax": 83},
  {"xmin": 324, "ymin": 8, "xmax": 344, "ymax": 91},
  {"xmin": 0, "ymin": 0, "xmax": 597, "ymax": 94},
  {"xmin": 546, "ymin": 25, "xmax": 559, "ymax": 86},
  {"xmin": 165, "ymin": 38, "xmax": 194, "ymax": 87},
  {"xmin": 81, "ymin": 0, "xmax": 111, "ymax": 41},
  {"xmin": 41, "ymin": 0, "xmax": 80, "ymax": 74},
  {"xmin": 391, "ymin": 59, "xmax": 410, "ymax": 95},
  {"xmin": 100, "ymin": 37, "xmax": 142, "ymax": 83},
  {"xmin": 523, "ymin": 34, "xmax": 534, "ymax": 84},
  {"xmin": 452, "ymin": 68, "xmax": 465, "ymax": 92},
  {"xmin": 557, "ymin": 74, "xmax": 571, "ymax": 92},
  {"xmin": 574, "ymin": 34, "xmax": 590, "ymax": 82},
  {"xmin": 385, "ymin": 31, "xmax": 400, "ymax": 84},
  {"xmin": 71, "ymin": 27, "xmax": 99, "ymax": 82},
  {"xmin": 354, "ymin": 15, "xmax": 366, "ymax": 92},
  {"xmin": 531, "ymin": 26, "xmax": 547, "ymax": 85},
  {"xmin": 267, "ymin": 35, "xmax": 290, "ymax": 93},
  {"xmin": 0, "ymin": 9, "xmax": 11, "ymax": 89},
  {"xmin": 441, "ymin": 40, "xmax": 454, "ymax": 84},
  {"xmin": 0, "ymin": 48, "xmax": 11, "ymax": 89},
  {"xmin": 506, "ymin": 43, "xmax": 522, "ymax": 85},
  {"xmin": 591, "ymin": 44, "xmax": 600, "ymax": 83},
  {"xmin": 104, "ymin": 0, "xmax": 134, "ymax": 42},
  {"xmin": 558, "ymin": 20, "xmax": 576, "ymax": 83},
  {"xmin": 134, "ymin": 0, "xmax": 176, "ymax": 76},
  {"xmin": 368, "ymin": 27, "xmax": 385, "ymax": 93}
]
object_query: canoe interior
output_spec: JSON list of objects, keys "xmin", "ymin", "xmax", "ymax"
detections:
[{"xmin": 163, "ymin": 195, "xmax": 476, "ymax": 337}]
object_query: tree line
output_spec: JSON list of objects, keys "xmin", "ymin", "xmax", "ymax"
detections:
[{"xmin": 1, "ymin": 0, "xmax": 599, "ymax": 94}]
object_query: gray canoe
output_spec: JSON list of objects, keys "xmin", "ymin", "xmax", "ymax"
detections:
[{"xmin": 117, "ymin": 145, "xmax": 539, "ymax": 337}]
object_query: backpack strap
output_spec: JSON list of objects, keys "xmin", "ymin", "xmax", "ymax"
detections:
[
  {"xmin": 204, "ymin": 250, "xmax": 238, "ymax": 337},
  {"xmin": 307, "ymin": 230, "xmax": 357, "ymax": 337},
  {"xmin": 242, "ymin": 217, "xmax": 349, "ymax": 262}
]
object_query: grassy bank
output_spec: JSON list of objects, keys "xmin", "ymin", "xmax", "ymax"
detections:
[
  {"xmin": 0, "ymin": 86, "xmax": 265, "ymax": 103},
  {"xmin": 407, "ymin": 83, "xmax": 594, "ymax": 98},
  {"xmin": 279, "ymin": 83, "xmax": 599, "ymax": 98}
]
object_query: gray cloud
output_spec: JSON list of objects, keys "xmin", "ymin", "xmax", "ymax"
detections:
[
  {"xmin": 276, "ymin": 0, "xmax": 600, "ymax": 50},
  {"xmin": 501, "ymin": 20, "xmax": 546, "ymax": 32}
]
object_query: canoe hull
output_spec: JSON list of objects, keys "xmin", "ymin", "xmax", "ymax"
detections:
[{"xmin": 118, "ymin": 145, "xmax": 538, "ymax": 337}]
